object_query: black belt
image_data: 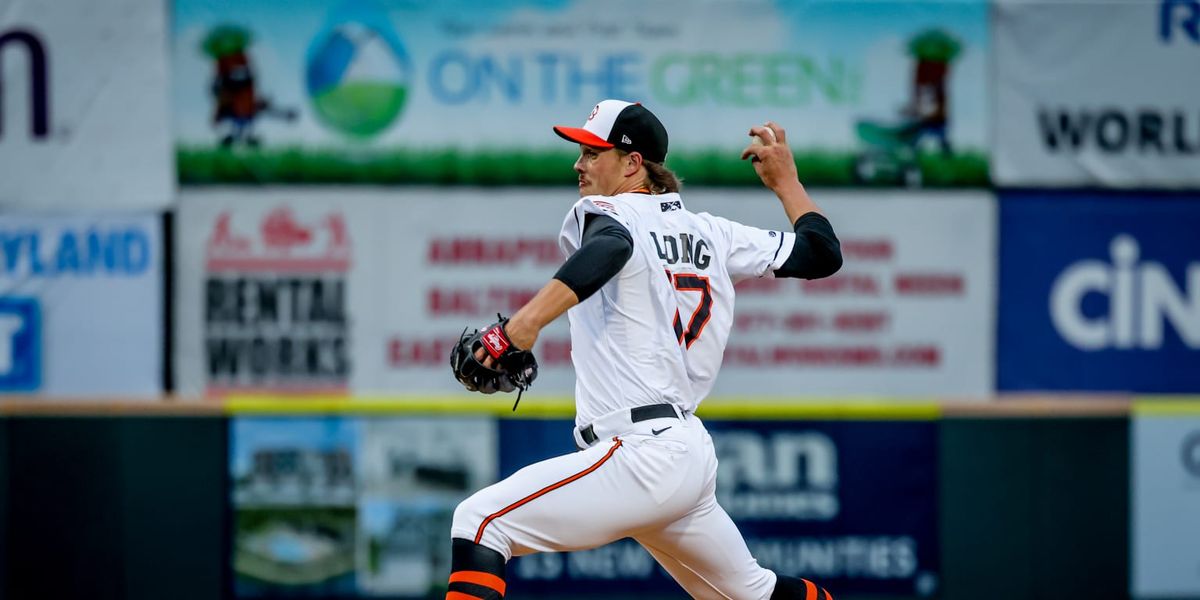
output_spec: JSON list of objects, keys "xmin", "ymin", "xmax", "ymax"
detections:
[{"xmin": 580, "ymin": 404, "xmax": 678, "ymax": 446}]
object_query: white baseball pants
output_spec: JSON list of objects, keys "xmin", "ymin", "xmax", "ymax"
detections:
[{"xmin": 451, "ymin": 406, "xmax": 778, "ymax": 599}]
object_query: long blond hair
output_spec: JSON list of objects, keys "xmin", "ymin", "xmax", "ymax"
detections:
[{"xmin": 617, "ymin": 149, "xmax": 682, "ymax": 194}]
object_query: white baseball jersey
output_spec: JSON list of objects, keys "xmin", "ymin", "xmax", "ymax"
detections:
[{"xmin": 559, "ymin": 191, "xmax": 796, "ymax": 424}]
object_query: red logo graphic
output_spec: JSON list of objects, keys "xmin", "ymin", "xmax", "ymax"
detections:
[
  {"xmin": 262, "ymin": 207, "xmax": 313, "ymax": 249},
  {"xmin": 205, "ymin": 205, "xmax": 351, "ymax": 273},
  {"xmin": 588, "ymin": 104, "xmax": 600, "ymax": 121},
  {"xmin": 593, "ymin": 200, "xmax": 617, "ymax": 214},
  {"xmin": 209, "ymin": 212, "xmax": 252, "ymax": 253},
  {"xmin": 482, "ymin": 326, "xmax": 509, "ymax": 357}
]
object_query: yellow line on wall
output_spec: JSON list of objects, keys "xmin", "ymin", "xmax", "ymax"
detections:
[
  {"xmin": 1132, "ymin": 397, "xmax": 1200, "ymax": 416},
  {"xmin": 697, "ymin": 399, "xmax": 940, "ymax": 420}
]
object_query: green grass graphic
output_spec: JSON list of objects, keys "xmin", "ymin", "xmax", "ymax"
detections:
[
  {"xmin": 312, "ymin": 83, "xmax": 408, "ymax": 138},
  {"xmin": 178, "ymin": 145, "xmax": 989, "ymax": 187}
]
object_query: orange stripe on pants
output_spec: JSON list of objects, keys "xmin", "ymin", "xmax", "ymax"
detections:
[
  {"xmin": 448, "ymin": 570, "xmax": 506, "ymax": 596},
  {"xmin": 475, "ymin": 438, "xmax": 623, "ymax": 543},
  {"xmin": 804, "ymin": 578, "xmax": 817, "ymax": 600}
]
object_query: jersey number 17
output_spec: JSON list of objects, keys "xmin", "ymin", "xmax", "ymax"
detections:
[{"xmin": 669, "ymin": 272, "xmax": 713, "ymax": 348}]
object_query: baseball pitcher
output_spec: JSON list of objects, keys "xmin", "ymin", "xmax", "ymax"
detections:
[{"xmin": 447, "ymin": 100, "xmax": 842, "ymax": 599}]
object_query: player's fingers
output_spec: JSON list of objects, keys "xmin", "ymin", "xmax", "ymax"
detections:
[
  {"xmin": 748, "ymin": 125, "xmax": 776, "ymax": 146},
  {"xmin": 475, "ymin": 347, "xmax": 498, "ymax": 369},
  {"xmin": 764, "ymin": 121, "xmax": 787, "ymax": 144},
  {"xmin": 741, "ymin": 144, "xmax": 764, "ymax": 162}
]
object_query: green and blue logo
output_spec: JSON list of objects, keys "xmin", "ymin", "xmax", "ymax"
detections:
[{"xmin": 305, "ymin": 1, "xmax": 412, "ymax": 138}]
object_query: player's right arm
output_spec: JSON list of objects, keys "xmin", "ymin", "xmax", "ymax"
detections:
[
  {"xmin": 739, "ymin": 121, "xmax": 842, "ymax": 280},
  {"xmin": 742, "ymin": 121, "xmax": 822, "ymax": 223}
]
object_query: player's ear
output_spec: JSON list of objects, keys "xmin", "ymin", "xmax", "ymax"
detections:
[{"xmin": 625, "ymin": 151, "xmax": 643, "ymax": 176}]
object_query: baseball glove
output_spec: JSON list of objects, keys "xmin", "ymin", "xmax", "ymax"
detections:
[{"xmin": 450, "ymin": 316, "xmax": 538, "ymax": 410}]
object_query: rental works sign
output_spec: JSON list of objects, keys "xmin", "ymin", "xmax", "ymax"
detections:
[{"xmin": 995, "ymin": 0, "xmax": 1200, "ymax": 187}]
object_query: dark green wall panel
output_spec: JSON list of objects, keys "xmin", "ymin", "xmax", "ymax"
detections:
[
  {"xmin": 4, "ymin": 417, "xmax": 226, "ymax": 600},
  {"xmin": 117, "ymin": 418, "xmax": 227, "ymax": 600},
  {"xmin": 940, "ymin": 418, "xmax": 1128, "ymax": 600},
  {"xmin": 7, "ymin": 418, "xmax": 125, "ymax": 599},
  {"xmin": 1, "ymin": 417, "xmax": 8, "ymax": 596}
]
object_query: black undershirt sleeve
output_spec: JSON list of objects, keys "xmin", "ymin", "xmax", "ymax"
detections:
[
  {"xmin": 773, "ymin": 212, "xmax": 843, "ymax": 279},
  {"xmin": 553, "ymin": 213, "xmax": 634, "ymax": 301}
]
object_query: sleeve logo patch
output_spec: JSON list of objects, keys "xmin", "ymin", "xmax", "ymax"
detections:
[{"xmin": 593, "ymin": 200, "xmax": 618, "ymax": 214}]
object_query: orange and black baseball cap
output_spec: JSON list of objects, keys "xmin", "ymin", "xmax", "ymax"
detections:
[{"xmin": 553, "ymin": 100, "xmax": 669, "ymax": 164}]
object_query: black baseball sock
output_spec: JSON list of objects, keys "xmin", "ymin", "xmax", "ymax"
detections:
[
  {"xmin": 771, "ymin": 575, "xmax": 834, "ymax": 599},
  {"xmin": 446, "ymin": 537, "xmax": 507, "ymax": 599}
]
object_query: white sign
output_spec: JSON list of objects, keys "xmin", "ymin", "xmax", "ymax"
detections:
[
  {"xmin": 0, "ymin": 214, "xmax": 162, "ymax": 396},
  {"xmin": 177, "ymin": 188, "xmax": 993, "ymax": 398},
  {"xmin": 687, "ymin": 189, "xmax": 995, "ymax": 397},
  {"xmin": 366, "ymin": 188, "xmax": 995, "ymax": 398},
  {"xmin": 1132, "ymin": 411, "xmax": 1200, "ymax": 597},
  {"xmin": 995, "ymin": 0, "xmax": 1200, "ymax": 187},
  {"xmin": 176, "ymin": 189, "xmax": 383, "ymax": 396},
  {"xmin": 0, "ymin": 0, "xmax": 173, "ymax": 209}
]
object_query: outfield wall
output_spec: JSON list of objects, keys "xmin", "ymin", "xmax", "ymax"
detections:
[{"xmin": 0, "ymin": 398, "xmax": 1146, "ymax": 600}]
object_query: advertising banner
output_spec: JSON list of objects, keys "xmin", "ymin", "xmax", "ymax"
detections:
[
  {"xmin": 231, "ymin": 417, "xmax": 362, "ymax": 596},
  {"xmin": 176, "ymin": 189, "xmax": 377, "ymax": 396},
  {"xmin": 995, "ymin": 0, "xmax": 1200, "ymax": 187},
  {"xmin": 358, "ymin": 417, "xmax": 496, "ymax": 596},
  {"xmin": 375, "ymin": 189, "xmax": 996, "ymax": 398},
  {"xmin": 0, "ymin": 213, "xmax": 162, "ymax": 396},
  {"xmin": 1132, "ymin": 405, "xmax": 1200, "ymax": 598},
  {"xmin": 230, "ymin": 416, "xmax": 497, "ymax": 598},
  {"xmin": 0, "ymin": 0, "xmax": 172, "ymax": 209},
  {"xmin": 178, "ymin": 188, "xmax": 994, "ymax": 398},
  {"xmin": 998, "ymin": 192, "xmax": 1200, "ymax": 392},
  {"xmin": 172, "ymin": 0, "xmax": 988, "ymax": 187},
  {"xmin": 502, "ymin": 418, "xmax": 940, "ymax": 597}
]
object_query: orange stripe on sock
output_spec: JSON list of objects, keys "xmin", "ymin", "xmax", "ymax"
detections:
[
  {"xmin": 446, "ymin": 592, "xmax": 483, "ymax": 600},
  {"xmin": 449, "ymin": 570, "xmax": 506, "ymax": 595},
  {"xmin": 803, "ymin": 578, "xmax": 817, "ymax": 600},
  {"xmin": 475, "ymin": 437, "xmax": 624, "ymax": 544}
]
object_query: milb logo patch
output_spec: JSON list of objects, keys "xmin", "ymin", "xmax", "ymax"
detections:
[
  {"xmin": 0, "ymin": 297, "xmax": 41, "ymax": 391},
  {"xmin": 660, "ymin": 200, "xmax": 682, "ymax": 212}
]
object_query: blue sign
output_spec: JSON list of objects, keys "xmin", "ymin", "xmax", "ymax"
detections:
[
  {"xmin": 500, "ymin": 418, "xmax": 940, "ymax": 597},
  {"xmin": 998, "ymin": 192, "xmax": 1200, "ymax": 392},
  {"xmin": 0, "ymin": 297, "xmax": 40, "ymax": 391}
]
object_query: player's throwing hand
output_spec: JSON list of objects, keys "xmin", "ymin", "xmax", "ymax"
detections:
[{"xmin": 742, "ymin": 121, "xmax": 801, "ymax": 194}]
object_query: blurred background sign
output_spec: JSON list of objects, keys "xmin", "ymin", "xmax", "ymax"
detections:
[
  {"xmin": 177, "ymin": 188, "xmax": 994, "ymax": 398},
  {"xmin": 0, "ymin": 214, "xmax": 162, "ymax": 396},
  {"xmin": 230, "ymin": 415, "xmax": 497, "ymax": 598},
  {"xmin": 1132, "ymin": 402, "xmax": 1200, "ymax": 598},
  {"xmin": 0, "ymin": 0, "xmax": 173, "ymax": 209},
  {"xmin": 997, "ymin": 192, "xmax": 1200, "ymax": 393},
  {"xmin": 503, "ymin": 417, "xmax": 940, "ymax": 598},
  {"xmin": 171, "ymin": 0, "xmax": 988, "ymax": 186},
  {"xmin": 995, "ymin": 0, "xmax": 1200, "ymax": 187}
]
